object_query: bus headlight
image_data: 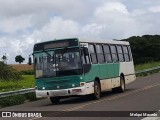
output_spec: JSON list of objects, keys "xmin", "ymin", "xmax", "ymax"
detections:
[
  {"xmin": 35, "ymin": 86, "xmax": 38, "ymax": 90},
  {"xmin": 80, "ymin": 82, "xmax": 85, "ymax": 86}
]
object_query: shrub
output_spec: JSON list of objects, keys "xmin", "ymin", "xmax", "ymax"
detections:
[
  {"xmin": 0, "ymin": 95, "xmax": 26, "ymax": 107},
  {"xmin": 0, "ymin": 93, "xmax": 38, "ymax": 108},
  {"xmin": 25, "ymin": 93, "xmax": 37, "ymax": 101},
  {"xmin": 0, "ymin": 62, "xmax": 22, "ymax": 81},
  {"xmin": 20, "ymin": 70, "xmax": 34, "ymax": 75}
]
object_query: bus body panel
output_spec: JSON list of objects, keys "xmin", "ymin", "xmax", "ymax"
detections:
[
  {"xmin": 119, "ymin": 62, "xmax": 136, "ymax": 84},
  {"xmin": 84, "ymin": 63, "xmax": 120, "ymax": 81},
  {"xmin": 35, "ymin": 75, "xmax": 82, "ymax": 90}
]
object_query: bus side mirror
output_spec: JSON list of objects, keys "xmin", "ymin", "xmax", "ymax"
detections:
[
  {"xmin": 28, "ymin": 56, "xmax": 32, "ymax": 65},
  {"xmin": 83, "ymin": 47, "xmax": 89, "ymax": 56}
]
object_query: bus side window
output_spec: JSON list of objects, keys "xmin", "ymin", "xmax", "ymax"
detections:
[
  {"xmin": 128, "ymin": 46, "xmax": 133, "ymax": 61},
  {"xmin": 117, "ymin": 45, "xmax": 125, "ymax": 62},
  {"xmin": 103, "ymin": 45, "xmax": 112, "ymax": 63},
  {"xmin": 89, "ymin": 44, "xmax": 97, "ymax": 64},
  {"xmin": 82, "ymin": 54, "xmax": 86, "ymax": 64},
  {"xmin": 81, "ymin": 48, "xmax": 90, "ymax": 64},
  {"xmin": 39, "ymin": 57, "xmax": 43, "ymax": 70},
  {"xmin": 110, "ymin": 45, "xmax": 118, "ymax": 62},
  {"xmin": 123, "ymin": 46, "xmax": 130, "ymax": 62},
  {"xmin": 96, "ymin": 44, "xmax": 105, "ymax": 64}
]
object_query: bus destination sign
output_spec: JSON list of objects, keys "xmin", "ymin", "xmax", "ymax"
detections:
[
  {"xmin": 44, "ymin": 42, "xmax": 69, "ymax": 49},
  {"xmin": 34, "ymin": 39, "xmax": 79, "ymax": 51}
]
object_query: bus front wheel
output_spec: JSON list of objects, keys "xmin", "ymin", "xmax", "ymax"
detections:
[
  {"xmin": 50, "ymin": 97, "xmax": 60, "ymax": 104},
  {"xmin": 93, "ymin": 80, "xmax": 101, "ymax": 99}
]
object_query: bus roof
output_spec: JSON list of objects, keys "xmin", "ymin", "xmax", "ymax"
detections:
[
  {"xmin": 79, "ymin": 38, "xmax": 129, "ymax": 45},
  {"xmin": 34, "ymin": 38, "xmax": 129, "ymax": 46}
]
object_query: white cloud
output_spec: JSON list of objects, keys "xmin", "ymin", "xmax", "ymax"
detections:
[
  {"xmin": 0, "ymin": 15, "xmax": 32, "ymax": 34},
  {"xmin": 95, "ymin": 2, "xmax": 129, "ymax": 16},
  {"xmin": 0, "ymin": 0, "xmax": 160, "ymax": 63},
  {"xmin": 149, "ymin": 6, "xmax": 160, "ymax": 13},
  {"xmin": 82, "ymin": 23, "xmax": 106, "ymax": 38},
  {"xmin": 93, "ymin": 2, "xmax": 139, "ymax": 39},
  {"xmin": 31, "ymin": 17, "xmax": 80, "ymax": 41}
]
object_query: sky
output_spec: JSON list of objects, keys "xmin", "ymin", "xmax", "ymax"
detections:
[{"xmin": 0, "ymin": 0, "xmax": 160, "ymax": 64}]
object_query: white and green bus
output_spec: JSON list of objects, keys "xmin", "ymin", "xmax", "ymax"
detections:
[{"xmin": 31, "ymin": 38, "xmax": 136, "ymax": 104}]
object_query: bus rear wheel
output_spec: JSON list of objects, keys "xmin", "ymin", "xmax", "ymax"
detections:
[
  {"xmin": 93, "ymin": 81, "xmax": 101, "ymax": 99},
  {"xmin": 112, "ymin": 76, "xmax": 125, "ymax": 93},
  {"xmin": 50, "ymin": 97, "xmax": 60, "ymax": 104},
  {"xmin": 117, "ymin": 76, "xmax": 125, "ymax": 92}
]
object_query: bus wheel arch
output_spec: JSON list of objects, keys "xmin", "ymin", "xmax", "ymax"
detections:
[{"xmin": 93, "ymin": 77, "xmax": 101, "ymax": 99}]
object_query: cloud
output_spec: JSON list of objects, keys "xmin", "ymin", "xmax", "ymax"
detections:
[
  {"xmin": 92, "ymin": 2, "xmax": 139, "ymax": 39},
  {"xmin": 31, "ymin": 17, "xmax": 80, "ymax": 41},
  {"xmin": 149, "ymin": 6, "xmax": 160, "ymax": 13},
  {"xmin": 95, "ymin": 2, "xmax": 129, "ymax": 16},
  {"xmin": 0, "ymin": 15, "xmax": 32, "ymax": 34},
  {"xmin": 82, "ymin": 23, "xmax": 106, "ymax": 39},
  {"xmin": 0, "ymin": 0, "xmax": 160, "ymax": 63}
]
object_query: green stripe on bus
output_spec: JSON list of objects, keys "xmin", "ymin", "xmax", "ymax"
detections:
[{"xmin": 84, "ymin": 63, "xmax": 120, "ymax": 82}]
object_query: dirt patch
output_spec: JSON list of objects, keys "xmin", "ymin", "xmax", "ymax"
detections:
[{"xmin": 10, "ymin": 64, "xmax": 33, "ymax": 71}]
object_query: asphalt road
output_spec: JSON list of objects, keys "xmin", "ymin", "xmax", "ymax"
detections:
[{"xmin": 1, "ymin": 73, "xmax": 160, "ymax": 120}]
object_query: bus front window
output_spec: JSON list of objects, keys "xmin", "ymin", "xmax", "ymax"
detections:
[
  {"xmin": 34, "ymin": 48, "xmax": 82, "ymax": 78},
  {"xmin": 34, "ymin": 52, "xmax": 56, "ymax": 78},
  {"xmin": 55, "ymin": 51, "xmax": 82, "ymax": 76}
]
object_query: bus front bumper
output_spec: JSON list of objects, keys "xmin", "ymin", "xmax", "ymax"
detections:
[{"xmin": 36, "ymin": 86, "xmax": 87, "ymax": 98}]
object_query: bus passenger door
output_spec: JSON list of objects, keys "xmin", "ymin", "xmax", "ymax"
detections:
[{"xmin": 81, "ymin": 48, "xmax": 93, "ymax": 82}]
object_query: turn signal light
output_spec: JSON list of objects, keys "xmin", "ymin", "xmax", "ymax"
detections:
[{"xmin": 80, "ymin": 82, "xmax": 85, "ymax": 86}]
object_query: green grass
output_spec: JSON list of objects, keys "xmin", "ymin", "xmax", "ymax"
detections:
[
  {"xmin": 0, "ymin": 75, "xmax": 34, "ymax": 92},
  {"xmin": 135, "ymin": 61, "xmax": 160, "ymax": 71}
]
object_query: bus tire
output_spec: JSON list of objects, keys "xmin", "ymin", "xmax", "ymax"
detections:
[
  {"xmin": 50, "ymin": 97, "xmax": 60, "ymax": 104},
  {"xmin": 93, "ymin": 80, "xmax": 101, "ymax": 99},
  {"xmin": 112, "ymin": 76, "xmax": 125, "ymax": 93},
  {"xmin": 117, "ymin": 76, "xmax": 125, "ymax": 92}
]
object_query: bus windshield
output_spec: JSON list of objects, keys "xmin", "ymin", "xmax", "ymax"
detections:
[{"xmin": 34, "ymin": 48, "xmax": 82, "ymax": 78}]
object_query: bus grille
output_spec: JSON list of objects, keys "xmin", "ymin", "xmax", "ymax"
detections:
[{"xmin": 51, "ymin": 90, "xmax": 67, "ymax": 96}]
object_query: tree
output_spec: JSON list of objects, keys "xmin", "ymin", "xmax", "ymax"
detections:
[
  {"xmin": 122, "ymin": 35, "xmax": 160, "ymax": 64},
  {"xmin": 2, "ymin": 53, "xmax": 7, "ymax": 64},
  {"xmin": 15, "ymin": 55, "xmax": 25, "ymax": 64}
]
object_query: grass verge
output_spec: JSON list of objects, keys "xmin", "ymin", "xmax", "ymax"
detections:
[
  {"xmin": 0, "ymin": 75, "xmax": 34, "ymax": 92},
  {"xmin": 135, "ymin": 61, "xmax": 160, "ymax": 71},
  {"xmin": 135, "ymin": 61, "xmax": 160, "ymax": 77}
]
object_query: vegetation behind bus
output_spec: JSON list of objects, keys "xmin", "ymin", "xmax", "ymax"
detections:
[{"xmin": 122, "ymin": 35, "xmax": 160, "ymax": 64}]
